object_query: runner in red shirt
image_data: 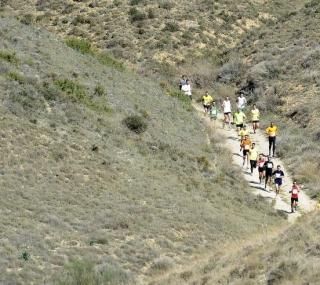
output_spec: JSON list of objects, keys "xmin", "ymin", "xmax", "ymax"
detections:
[{"xmin": 289, "ymin": 181, "xmax": 301, "ymax": 213}]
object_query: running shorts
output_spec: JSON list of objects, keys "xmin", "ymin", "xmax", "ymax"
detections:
[
  {"xmin": 291, "ymin": 197, "xmax": 298, "ymax": 203},
  {"xmin": 224, "ymin": 112, "xmax": 231, "ymax": 115},
  {"xmin": 265, "ymin": 170, "xmax": 273, "ymax": 177},
  {"xmin": 236, "ymin": 123, "xmax": 244, "ymax": 128},
  {"xmin": 258, "ymin": 167, "xmax": 265, "ymax": 173},
  {"xmin": 252, "ymin": 120, "xmax": 259, "ymax": 123},
  {"xmin": 269, "ymin": 136, "xmax": 276, "ymax": 143},
  {"xmin": 243, "ymin": 149, "xmax": 249, "ymax": 156},
  {"xmin": 250, "ymin": 160, "xmax": 257, "ymax": 168},
  {"xmin": 275, "ymin": 178, "xmax": 282, "ymax": 186}
]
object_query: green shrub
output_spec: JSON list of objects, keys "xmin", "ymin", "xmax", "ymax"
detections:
[
  {"xmin": 123, "ymin": 115, "xmax": 148, "ymax": 134},
  {"xmin": 147, "ymin": 8, "xmax": 156, "ymax": 19},
  {"xmin": 167, "ymin": 89, "xmax": 192, "ymax": 111},
  {"xmin": 65, "ymin": 37, "xmax": 93, "ymax": 54},
  {"xmin": 8, "ymin": 71, "xmax": 25, "ymax": 84},
  {"xmin": 0, "ymin": 50, "xmax": 18, "ymax": 64},
  {"xmin": 54, "ymin": 78, "xmax": 86, "ymax": 100},
  {"xmin": 66, "ymin": 38, "xmax": 124, "ymax": 70},
  {"xmin": 159, "ymin": 1, "xmax": 174, "ymax": 10},
  {"xmin": 72, "ymin": 15, "xmax": 93, "ymax": 25},
  {"xmin": 113, "ymin": 0, "xmax": 122, "ymax": 7},
  {"xmin": 41, "ymin": 81, "xmax": 62, "ymax": 101},
  {"xmin": 20, "ymin": 251, "xmax": 31, "ymax": 261},
  {"xmin": 54, "ymin": 78, "xmax": 111, "ymax": 112},
  {"xmin": 163, "ymin": 22, "xmax": 179, "ymax": 32},
  {"xmin": 94, "ymin": 84, "xmax": 105, "ymax": 96},
  {"xmin": 129, "ymin": 7, "xmax": 146, "ymax": 22},
  {"xmin": 305, "ymin": 0, "xmax": 320, "ymax": 8},
  {"xmin": 96, "ymin": 52, "xmax": 124, "ymax": 70},
  {"xmin": 20, "ymin": 14, "xmax": 34, "ymax": 25},
  {"xmin": 130, "ymin": 0, "xmax": 144, "ymax": 5}
]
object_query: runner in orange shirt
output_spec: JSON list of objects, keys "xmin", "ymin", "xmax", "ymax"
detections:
[{"xmin": 240, "ymin": 135, "xmax": 252, "ymax": 168}]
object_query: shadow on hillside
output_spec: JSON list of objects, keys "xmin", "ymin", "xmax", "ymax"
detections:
[
  {"xmin": 250, "ymin": 184, "xmax": 270, "ymax": 192},
  {"xmin": 227, "ymin": 136, "xmax": 239, "ymax": 141},
  {"xmin": 233, "ymin": 152, "xmax": 243, "ymax": 157}
]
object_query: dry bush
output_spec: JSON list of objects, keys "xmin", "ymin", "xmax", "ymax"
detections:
[{"xmin": 217, "ymin": 58, "xmax": 244, "ymax": 84}]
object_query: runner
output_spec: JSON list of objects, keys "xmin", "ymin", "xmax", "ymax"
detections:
[
  {"xmin": 181, "ymin": 79, "xmax": 192, "ymax": 100},
  {"xmin": 272, "ymin": 165, "xmax": 285, "ymax": 195},
  {"xmin": 222, "ymin": 96, "xmax": 232, "ymax": 129},
  {"xmin": 289, "ymin": 181, "xmax": 302, "ymax": 213},
  {"xmin": 238, "ymin": 125, "xmax": 249, "ymax": 141},
  {"xmin": 265, "ymin": 122, "xmax": 278, "ymax": 157},
  {"xmin": 233, "ymin": 108, "xmax": 246, "ymax": 132},
  {"xmin": 264, "ymin": 156, "xmax": 274, "ymax": 190},
  {"xmin": 251, "ymin": 104, "xmax": 260, "ymax": 134},
  {"xmin": 257, "ymin": 154, "xmax": 266, "ymax": 184},
  {"xmin": 240, "ymin": 134, "xmax": 252, "ymax": 168},
  {"xmin": 237, "ymin": 92, "xmax": 247, "ymax": 111},
  {"xmin": 248, "ymin": 143, "xmax": 259, "ymax": 175},
  {"xmin": 202, "ymin": 91, "xmax": 213, "ymax": 114},
  {"xmin": 209, "ymin": 100, "xmax": 219, "ymax": 127},
  {"xmin": 179, "ymin": 75, "xmax": 186, "ymax": 90}
]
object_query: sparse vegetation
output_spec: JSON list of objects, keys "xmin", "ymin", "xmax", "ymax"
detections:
[
  {"xmin": 66, "ymin": 37, "xmax": 92, "ymax": 54},
  {"xmin": 66, "ymin": 37, "xmax": 123, "ymax": 70},
  {"xmin": 56, "ymin": 260, "xmax": 131, "ymax": 285},
  {"xmin": 7, "ymin": 71, "xmax": 25, "ymax": 84},
  {"xmin": 1, "ymin": 0, "xmax": 320, "ymax": 284},
  {"xmin": 0, "ymin": 16, "xmax": 285, "ymax": 284},
  {"xmin": 54, "ymin": 78, "xmax": 86, "ymax": 100}
]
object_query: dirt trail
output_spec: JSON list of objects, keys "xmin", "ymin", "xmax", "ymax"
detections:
[{"xmin": 193, "ymin": 103, "xmax": 316, "ymax": 223}]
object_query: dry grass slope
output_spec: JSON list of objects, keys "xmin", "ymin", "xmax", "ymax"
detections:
[
  {"xmin": 0, "ymin": 16, "xmax": 282, "ymax": 284},
  {"xmin": 2, "ymin": 0, "xmax": 280, "ymax": 86},
  {"xmin": 1, "ymin": 0, "xmax": 320, "ymax": 284}
]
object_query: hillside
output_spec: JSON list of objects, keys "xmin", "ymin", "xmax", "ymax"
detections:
[
  {"xmin": 153, "ymin": 212, "xmax": 320, "ymax": 285},
  {"xmin": 0, "ymin": 16, "xmax": 283, "ymax": 284},
  {"xmin": 1, "ymin": 0, "xmax": 320, "ymax": 284},
  {"xmin": 1, "ymin": 0, "xmax": 287, "ymax": 85}
]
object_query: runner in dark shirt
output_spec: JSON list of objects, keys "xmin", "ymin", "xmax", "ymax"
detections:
[
  {"xmin": 264, "ymin": 157, "xmax": 274, "ymax": 190},
  {"xmin": 272, "ymin": 165, "xmax": 284, "ymax": 195}
]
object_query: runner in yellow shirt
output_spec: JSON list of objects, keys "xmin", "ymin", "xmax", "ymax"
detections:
[
  {"xmin": 238, "ymin": 125, "xmax": 249, "ymax": 141},
  {"xmin": 251, "ymin": 104, "xmax": 260, "ymax": 134},
  {"xmin": 233, "ymin": 108, "xmax": 246, "ymax": 132},
  {"xmin": 202, "ymin": 91, "xmax": 213, "ymax": 114},
  {"xmin": 265, "ymin": 122, "xmax": 278, "ymax": 157}
]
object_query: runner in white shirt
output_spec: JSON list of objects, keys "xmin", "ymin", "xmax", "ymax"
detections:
[
  {"xmin": 237, "ymin": 93, "xmax": 247, "ymax": 111},
  {"xmin": 222, "ymin": 96, "xmax": 232, "ymax": 129},
  {"xmin": 181, "ymin": 79, "xmax": 192, "ymax": 100}
]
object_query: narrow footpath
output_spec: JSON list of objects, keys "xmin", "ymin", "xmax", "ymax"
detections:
[{"xmin": 193, "ymin": 103, "xmax": 316, "ymax": 223}]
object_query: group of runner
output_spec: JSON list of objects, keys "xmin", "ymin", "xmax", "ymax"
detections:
[{"xmin": 201, "ymin": 91, "xmax": 300, "ymax": 213}]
